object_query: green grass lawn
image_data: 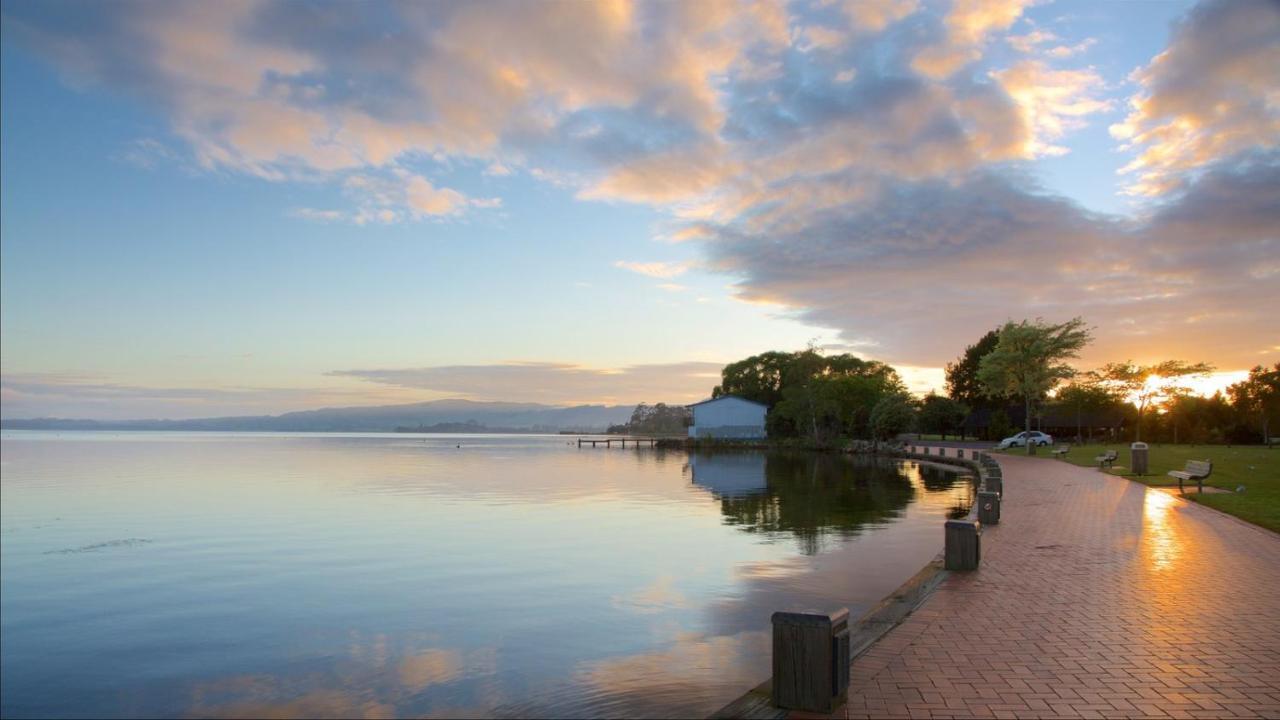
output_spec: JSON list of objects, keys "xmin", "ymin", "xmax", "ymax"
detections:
[{"xmin": 993, "ymin": 443, "xmax": 1280, "ymax": 533}]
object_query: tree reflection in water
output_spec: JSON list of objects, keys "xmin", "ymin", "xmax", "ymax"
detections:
[{"xmin": 690, "ymin": 451, "xmax": 971, "ymax": 555}]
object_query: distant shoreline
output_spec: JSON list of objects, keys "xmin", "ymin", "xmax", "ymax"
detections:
[{"xmin": 0, "ymin": 424, "xmax": 609, "ymax": 434}]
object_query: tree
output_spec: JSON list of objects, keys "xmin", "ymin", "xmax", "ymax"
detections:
[
  {"xmin": 712, "ymin": 351, "xmax": 795, "ymax": 407},
  {"xmin": 870, "ymin": 392, "xmax": 917, "ymax": 442},
  {"xmin": 1053, "ymin": 372, "xmax": 1115, "ymax": 444},
  {"xmin": 1228, "ymin": 363, "xmax": 1280, "ymax": 446},
  {"xmin": 614, "ymin": 402, "xmax": 691, "ymax": 435},
  {"xmin": 977, "ymin": 318, "xmax": 1092, "ymax": 454},
  {"xmin": 819, "ymin": 373, "xmax": 904, "ymax": 439},
  {"xmin": 918, "ymin": 394, "xmax": 969, "ymax": 440},
  {"xmin": 1097, "ymin": 360, "xmax": 1214, "ymax": 442},
  {"xmin": 715, "ymin": 348, "xmax": 905, "ymax": 440},
  {"xmin": 988, "ymin": 408, "xmax": 1014, "ymax": 441},
  {"xmin": 945, "ymin": 329, "xmax": 1000, "ymax": 407}
]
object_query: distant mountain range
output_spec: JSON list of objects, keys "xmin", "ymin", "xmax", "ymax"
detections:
[{"xmin": 0, "ymin": 399, "xmax": 636, "ymax": 433}]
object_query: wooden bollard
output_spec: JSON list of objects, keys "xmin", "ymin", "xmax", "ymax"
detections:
[
  {"xmin": 978, "ymin": 490, "xmax": 1000, "ymax": 525},
  {"xmin": 772, "ymin": 609, "xmax": 851, "ymax": 713},
  {"xmin": 945, "ymin": 519, "xmax": 981, "ymax": 570}
]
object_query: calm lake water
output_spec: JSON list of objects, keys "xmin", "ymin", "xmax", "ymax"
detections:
[{"xmin": 0, "ymin": 432, "xmax": 972, "ymax": 719}]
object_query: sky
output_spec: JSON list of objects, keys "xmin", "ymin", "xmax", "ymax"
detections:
[{"xmin": 1, "ymin": 0, "xmax": 1277, "ymax": 420}]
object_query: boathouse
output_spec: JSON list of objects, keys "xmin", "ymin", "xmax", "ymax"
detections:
[{"xmin": 687, "ymin": 395, "xmax": 767, "ymax": 439}]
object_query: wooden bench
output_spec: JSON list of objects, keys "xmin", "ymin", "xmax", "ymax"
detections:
[
  {"xmin": 1095, "ymin": 450, "xmax": 1117, "ymax": 468},
  {"xmin": 1051, "ymin": 444, "xmax": 1070, "ymax": 459},
  {"xmin": 1168, "ymin": 459, "xmax": 1212, "ymax": 494}
]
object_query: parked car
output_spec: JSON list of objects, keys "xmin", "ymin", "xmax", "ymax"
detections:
[{"xmin": 998, "ymin": 431, "xmax": 1053, "ymax": 448}]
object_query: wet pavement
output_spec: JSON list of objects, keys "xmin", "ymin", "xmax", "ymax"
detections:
[{"xmin": 830, "ymin": 453, "xmax": 1280, "ymax": 719}]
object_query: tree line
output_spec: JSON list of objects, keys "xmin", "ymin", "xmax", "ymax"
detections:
[
  {"xmin": 695, "ymin": 318, "xmax": 1279, "ymax": 449},
  {"xmin": 607, "ymin": 402, "xmax": 691, "ymax": 436}
]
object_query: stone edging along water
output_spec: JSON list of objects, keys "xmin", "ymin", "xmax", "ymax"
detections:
[{"xmin": 709, "ymin": 445, "xmax": 1001, "ymax": 719}]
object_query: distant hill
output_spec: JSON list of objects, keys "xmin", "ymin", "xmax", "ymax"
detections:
[{"xmin": 0, "ymin": 399, "xmax": 635, "ymax": 433}]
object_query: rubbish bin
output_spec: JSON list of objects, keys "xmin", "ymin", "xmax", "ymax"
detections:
[
  {"xmin": 978, "ymin": 490, "xmax": 1001, "ymax": 525},
  {"xmin": 945, "ymin": 519, "xmax": 981, "ymax": 570},
  {"xmin": 1130, "ymin": 441, "xmax": 1149, "ymax": 476}
]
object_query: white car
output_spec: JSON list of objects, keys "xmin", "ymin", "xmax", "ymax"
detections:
[{"xmin": 998, "ymin": 431, "xmax": 1053, "ymax": 448}]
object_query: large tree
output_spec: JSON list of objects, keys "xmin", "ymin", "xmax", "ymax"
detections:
[
  {"xmin": 715, "ymin": 348, "xmax": 903, "ymax": 440},
  {"xmin": 870, "ymin": 392, "xmax": 917, "ymax": 443},
  {"xmin": 918, "ymin": 394, "xmax": 969, "ymax": 441},
  {"xmin": 712, "ymin": 351, "xmax": 795, "ymax": 407},
  {"xmin": 1229, "ymin": 363, "xmax": 1280, "ymax": 446},
  {"xmin": 1096, "ymin": 360, "xmax": 1214, "ymax": 442},
  {"xmin": 945, "ymin": 329, "xmax": 1000, "ymax": 406},
  {"xmin": 977, "ymin": 318, "xmax": 1093, "ymax": 454}
]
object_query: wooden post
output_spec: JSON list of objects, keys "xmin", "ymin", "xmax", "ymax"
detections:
[
  {"xmin": 945, "ymin": 519, "xmax": 981, "ymax": 571},
  {"xmin": 978, "ymin": 490, "xmax": 1000, "ymax": 525},
  {"xmin": 771, "ymin": 609, "xmax": 851, "ymax": 713}
]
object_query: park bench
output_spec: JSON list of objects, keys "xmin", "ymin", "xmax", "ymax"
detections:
[
  {"xmin": 1095, "ymin": 449, "xmax": 1117, "ymax": 468},
  {"xmin": 1051, "ymin": 444, "xmax": 1070, "ymax": 459},
  {"xmin": 1168, "ymin": 459, "xmax": 1213, "ymax": 494}
]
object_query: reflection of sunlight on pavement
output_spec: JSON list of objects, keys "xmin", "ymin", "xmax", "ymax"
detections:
[{"xmin": 1142, "ymin": 490, "xmax": 1182, "ymax": 572}]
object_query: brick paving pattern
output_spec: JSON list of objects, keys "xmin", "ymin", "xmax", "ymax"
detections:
[{"xmin": 837, "ymin": 454, "xmax": 1280, "ymax": 719}]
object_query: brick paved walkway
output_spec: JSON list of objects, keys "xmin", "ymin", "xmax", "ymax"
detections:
[{"xmin": 839, "ymin": 454, "xmax": 1280, "ymax": 719}]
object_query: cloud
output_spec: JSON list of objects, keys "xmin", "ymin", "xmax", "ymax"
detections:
[
  {"xmin": 1007, "ymin": 29, "xmax": 1097, "ymax": 59},
  {"xmin": 1007, "ymin": 29, "xmax": 1059, "ymax": 54},
  {"xmin": 992, "ymin": 60, "xmax": 1113, "ymax": 157},
  {"xmin": 4, "ymin": 0, "xmax": 792, "ymax": 218},
  {"xmin": 613, "ymin": 261, "xmax": 690, "ymax": 279},
  {"xmin": 1110, "ymin": 0, "xmax": 1280, "ymax": 196},
  {"xmin": 289, "ymin": 207, "xmax": 345, "ymax": 223},
  {"xmin": 330, "ymin": 361, "xmax": 725, "ymax": 405},
  {"xmin": 699, "ymin": 154, "xmax": 1279, "ymax": 368},
  {"xmin": 800, "ymin": 25, "xmax": 849, "ymax": 52},
  {"xmin": 912, "ymin": 0, "xmax": 1033, "ymax": 79},
  {"xmin": 842, "ymin": 0, "xmax": 920, "ymax": 33},
  {"xmin": 288, "ymin": 171, "xmax": 496, "ymax": 224},
  {"xmin": 6, "ymin": 0, "xmax": 1274, "ymax": 379},
  {"xmin": 1045, "ymin": 38, "xmax": 1097, "ymax": 59},
  {"xmin": 0, "ymin": 373, "xmax": 434, "ymax": 420}
]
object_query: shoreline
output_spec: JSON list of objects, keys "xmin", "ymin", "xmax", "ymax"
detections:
[{"xmin": 708, "ymin": 446, "xmax": 990, "ymax": 719}]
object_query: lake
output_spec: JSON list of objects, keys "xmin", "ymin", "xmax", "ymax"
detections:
[{"xmin": 0, "ymin": 432, "xmax": 972, "ymax": 718}]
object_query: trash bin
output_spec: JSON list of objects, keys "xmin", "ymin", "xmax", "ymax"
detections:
[
  {"xmin": 945, "ymin": 519, "xmax": 981, "ymax": 570},
  {"xmin": 1130, "ymin": 441, "xmax": 1149, "ymax": 476},
  {"xmin": 978, "ymin": 490, "xmax": 1000, "ymax": 525}
]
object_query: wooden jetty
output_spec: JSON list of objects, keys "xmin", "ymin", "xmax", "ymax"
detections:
[{"xmin": 577, "ymin": 437, "xmax": 663, "ymax": 448}]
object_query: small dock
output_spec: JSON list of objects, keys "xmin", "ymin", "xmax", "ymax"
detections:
[{"xmin": 577, "ymin": 437, "xmax": 662, "ymax": 448}]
